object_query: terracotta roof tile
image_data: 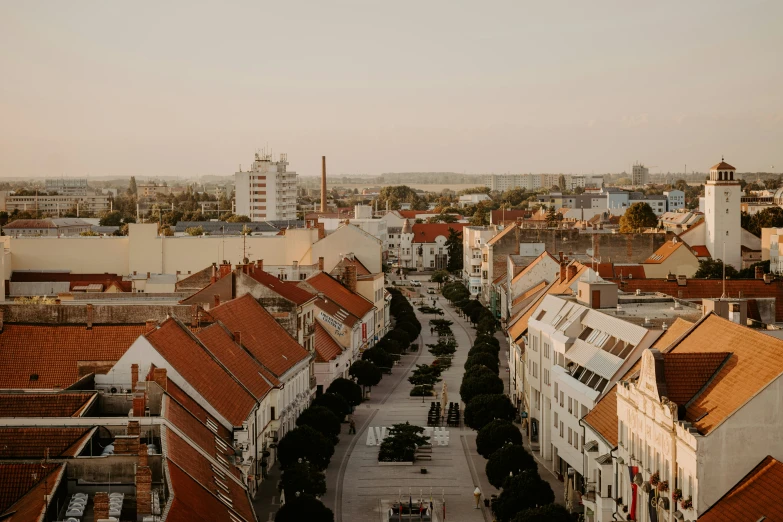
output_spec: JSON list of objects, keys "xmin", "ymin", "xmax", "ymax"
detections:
[
  {"xmin": 304, "ymin": 272, "xmax": 374, "ymax": 319},
  {"xmin": 164, "ymin": 379, "xmax": 233, "ymax": 441},
  {"xmin": 3, "ymin": 219, "xmax": 56, "ymax": 229},
  {"xmin": 0, "ymin": 392, "xmax": 95, "ymax": 417},
  {"xmin": 166, "ymin": 429, "xmax": 254, "ymax": 522},
  {"xmin": 0, "ymin": 324, "xmax": 146, "ymax": 390},
  {"xmin": 644, "ymin": 240, "xmax": 689, "ymax": 264},
  {"xmin": 331, "ymin": 256, "xmax": 372, "ymax": 276},
  {"xmin": 0, "ymin": 463, "xmax": 61, "ymax": 513},
  {"xmin": 699, "ymin": 456, "xmax": 783, "ymax": 522},
  {"xmin": 651, "ymin": 318, "xmax": 694, "ymax": 350},
  {"xmin": 207, "ymin": 294, "xmax": 309, "ymax": 377},
  {"xmin": 661, "ymin": 352, "xmax": 731, "ymax": 405},
  {"xmin": 410, "ymin": 223, "xmax": 466, "ymax": 244},
  {"xmin": 583, "ymin": 386, "xmax": 618, "ymax": 447},
  {"xmin": 145, "ymin": 319, "xmax": 257, "ymax": 426},
  {"xmin": 314, "ymin": 323, "xmax": 343, "ymax": 363},
  {"xmin": 710, "ymin": 161, "xmax": 736, "ymax": 171},
  {"xmin": 248, "ymin": 269, "xmax": 317, "ymax": 305},
  {"xmin": 0, "ymin": 427, "xmax": 94, "ymax": 458},
  {"xmin": 691, "ymin": 245, "xmax": 711, "ymax": 257},
  {"xmin": 491, "ymin": 209, "xmax": 531, "ymax": 223},
  {"xmin": 612, "ymin": 264, "xmax": 646, "ymax": 279},
  {"xmin": 0, "ymin": 464, "xmax": 63, "ymax": 521}
]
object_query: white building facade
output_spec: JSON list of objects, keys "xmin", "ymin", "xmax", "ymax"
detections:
[
  {"xmin": 703, "ymin": 160, "xmax": 741, "ymax": 269},
  {"xmin": 235, "ymin": 152, "xmax": 298, "ymax": 221}
]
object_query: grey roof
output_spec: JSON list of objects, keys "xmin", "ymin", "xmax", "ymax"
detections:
[
  {"xmin": 51, "ymin": 218, "xmax": 92, "ymax": 227},
  {"xmin": 596, "ymin": 453, "xmax": 613, "ymax": 465},
  {"xmin": 584, "ymin": 440, "xmax": 599, "ymax": 452},
  {"xmin": 91, "ymin": 226, "xmax": 120, "ymax": 234},
  {"xmin": 173, "ymin": 221, "xmax": 279, "ymax": 234},
  {"xmin": 266, "ymin": 219, "xmax": 305, "ymax": 229}
]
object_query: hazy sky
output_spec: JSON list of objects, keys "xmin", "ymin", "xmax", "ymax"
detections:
[{"xmin": 1, "ymin": 1, "xmax": 781, "ymax": 178}]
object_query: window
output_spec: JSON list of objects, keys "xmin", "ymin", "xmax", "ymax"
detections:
[
  {"xmin": 560, "ymin": 391, "xmax": 564, "ymax": 407},
  {"xmin": 568, "ymin": 397, "xmax": 572, "ymax": 414},
  {"xmin": 554, "ymin": 382, "xmax": 559, "ymax": 397},
  {"xmin": 554, "ymin": 411, "xmax": 558, "ymax": 428},
  {"xmin": 544, "ymin": 369, "xmax": 550, "ymax": 385},
  {"xmin": 573, "ymin": 400, "xmax": 579, "ymax": 419},
  {"xmin": 544, "ymin": 343, "xmax": 550, "ymax": 359},
  {"xmin": 568, "ymin": 427, "xmax": 572, "ymax": 444},
  {"xmin": 560, "ymin": 421, "xmax": 564, "ymax": 438}
]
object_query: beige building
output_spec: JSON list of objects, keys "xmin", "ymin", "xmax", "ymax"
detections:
[
  {"xmin": 0, "ymin": 191, "xmax": 111, "ymax": 215},
  {"xmin": 641, "ymin": 238, "xmax": 699, "ymax": 279}
]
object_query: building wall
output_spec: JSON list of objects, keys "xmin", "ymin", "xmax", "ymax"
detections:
[
  {"xmin": 514, "ymin": 229, "xmax": 671, "ymax": 264},
  {"xmin": 704, "ymin": 179, "xmax": 742, "ymax": 269},
  {"xmin": 642, "ymin": 247, "xmax": 699, "ymax": 279},
  {"xmin": 311, "ymin": 225, "xmax": 382, "ymax": 274}
]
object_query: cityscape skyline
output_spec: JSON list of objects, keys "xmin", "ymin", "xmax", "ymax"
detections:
[{"xmin": 1, "ymin": 1, "xmax": 781, "ymax": 178}]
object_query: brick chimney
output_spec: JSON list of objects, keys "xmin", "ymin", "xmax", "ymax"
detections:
[
  {"xmin": 138, "ymin": 443, "xmax": 148, "ymax": 467},
  {"xmin": 152, "ymin": 368, "xmax": 167, "ymax": 390},
  {"xmin": 93, "ymin": 492, "xmax": 109, "ymax": 521},
  {"xmin": 559, "ymin": 263, "xmax": 567, "ymax": 283},
  {"xmin": 210, "ymin": 263, "xmax": 217, "ymax": 284},
  {"xmin": 136, "ymin": 465, "xmax": 152, "ymax": 516},
  {"xmin": 86, "ymin": 303, "xmax": 94, "ymax": 330},
  {"xmin": 132, "ymin": 392, "xmax": 146, "ymax": 417},
  {"xmin": 317, "ymin": 222, "xmax": 326, "ymax": 240},
  {"xmin": 567, "ymin": 264, "xmax": 577, "ymax": 281},
  {"xmin": 145, "ymin": 320, "xmax": 157, "ymax": 334},
  {"xmin": 256, "ymin": 259, "xmax": 264, "ymax": 272},
  {"xmin": 213, "ymin": 294, "xmax": 221, "ymax": 309},
  {"xmin": 756, "ymin": 265, "xmax": 764, "ymax": 279},
  {"xmin": 190, "ymin": 304, "xmax": 199, "ymax": 328},
  {"xmin": 318, "ymin": 257, "xmax": 325, "ymax": 271},
  {"xmin": 127, "ymin": 420, "xmax": 140, "ymax": 437},
  {"xmin": 344, "ymin": 265, "xmax": 357, "ymax": 293},
  {"xmin": 146, "ymin": 272, "xmax": 151, "ymax": 279},
  {"xmin": 233, "ymin": 331, "xmax": 241, "ymax": 346},
  {"xmin": 131, "ymin": 364, "xmax": 139, "ymax": 391}
]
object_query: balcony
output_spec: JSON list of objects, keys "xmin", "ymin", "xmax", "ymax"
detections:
[
  {"xmin": 304, "ymin": 322, "xmax": 315, "ymax": 336},
  {"xmin": 310, "ymin": 375, "xmax": 317, "ymax": 389}
]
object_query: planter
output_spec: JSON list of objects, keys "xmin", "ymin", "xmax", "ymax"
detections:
[{"xmin": 378, "ymin": 461, "xmax": 414, "ymax": 466}]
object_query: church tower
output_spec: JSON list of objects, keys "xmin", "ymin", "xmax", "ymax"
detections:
[{"xmin": 704, "ymin": 158, "xmax": 741, "ymax": 269}]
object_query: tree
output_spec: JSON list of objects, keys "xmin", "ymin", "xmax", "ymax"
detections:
[
  {"xmin": 445, "ymin": 228, "xmax": 463, "ymax": 273},
  {"xmin": 471, "ymin": 203, "xmax": 489, "ymax": 226},
  {"xmin": 408, "ymin": 364, "xmax": 442, "ymax": 386},
  {"xmin": 464, "ymin": 352, "xmax": 499, "ymax": 375},
  {"xmin": 694, "ymin": 258, "xmax": 739, "ymax": 279},
  {"xmin": 275, "ymin": 495, "xmax": 334, "ymax": 522},
  {"xmin": 509, "ymin": 504, "xmax": 572, "ymax": 522},
  {"xmin": 362, "ymin": 346, "xmax": 395, "ymax": 372},
  {"xmin": 428, "ymin": 213, "xmax": 458, "ymax": 223},
  {"xmin": 186, "ymin": 226, "xmax": 205, "ymax": 236},
  {"xmin": 464, "ymin": 394, "xmax": 516, "ymax": 430},
  {"xmin": 619, "ymin": 202, "xmax": 658, "ymax": 232},
  {"xmin": 326, "ymin": 378, "xmax": 363, "ymax": 407},
  {"xmin": 226, "ymin": 214, "xmax": 251, "ymax": 222},
  {"xmin": 430, "ymin": 270, "xmax": 449, "ymax": 288},
  {"xmin": 296, "ymin": 406, "xmax": 341, "ymax": 444},
  {"xmin": 558, "ymin": 174, "xmax": 566, "ymax": 192},
  {"xmin": 485, "ymin": 444, "xmax": 537, "ymax": 488},
  {"xmin": 277, "ymin": 426, "xmax": 334, "ymax": 471},
  {"xmin": 477, "ymin": 420, "xmax": 523, "ymax": 459},
  {"xmin": 501, "ymin": 188, "xmax": 526, "ymax": 207},
  {"xmin": 128, "ymin": 176, "xmax": 138, "ymax": 196},
  {"xmin": 492, "ymin": 470, "xmax": 554, "ymax": 522},
  {"xmin": 545, "ymin": 206, "xmax": 558, "ymax": 228},
  {"xmin": 743, "ymin": 206, "xmax": 783, "ymax": 236},
  {"xmin": 349, "ymin": 360, "xmax": 382, "ymax": 396},
  {"xmin": 99, "ymin": 210, "xmax": 124, "ymax": 227},
  {"xmin": 378, "ymin": 422, "xmax": 430, "ymax": 462},
  {"xmin": 311, "ymin": 393, "xmax": 350, "ymax": 423},
  {"xmin": 460, "ymin": 367, "xmax": 504, "ymax": 404},
  {"xmin": 280, "ymin": 460, "xmax": 326, "ymax": 499}
]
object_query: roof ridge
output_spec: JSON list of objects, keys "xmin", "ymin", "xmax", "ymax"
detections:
[
  {"xmin": 209, "ymin": 320, "xmax": 279, "ymax": 387},
  {"xmin": 165, "ymin": 456, "xmax": 249, "ymax": 521}
]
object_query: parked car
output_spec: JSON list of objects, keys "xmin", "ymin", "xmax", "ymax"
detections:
[
  {"xmin": 427, "ymin": 288, "xmax": 436, "ymax": 294},
  {"xmin": 411, "ymin": 280, "xmax": 421, "ymax": 287}
]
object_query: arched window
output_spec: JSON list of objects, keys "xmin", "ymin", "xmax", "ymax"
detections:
[{"xmin": 730, "ymin": 172, "xmax": 734, "ymax": 181}]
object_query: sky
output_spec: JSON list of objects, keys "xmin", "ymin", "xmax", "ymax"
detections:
[{"xmin": 1, "ymin": 1, "xmax": 781, "ymax": 178}]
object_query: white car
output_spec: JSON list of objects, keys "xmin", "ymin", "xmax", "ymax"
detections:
[{"xmin": 411, "ymin": 280, "xmax": 421, "ymax": 287}]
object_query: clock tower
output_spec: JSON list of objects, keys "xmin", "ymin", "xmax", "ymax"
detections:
[{"xmin": 704, "ymin": 158, "xmax": 741, "ymax": 269}]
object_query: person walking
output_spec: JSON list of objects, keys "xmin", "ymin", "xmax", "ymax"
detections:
[{"xmin": 349, "ymin": 417, "xmax": 357, "ymax": 435}]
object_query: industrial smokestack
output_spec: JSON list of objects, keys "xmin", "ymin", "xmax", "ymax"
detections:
[{"xmin": 321, "ymin": 156, "xmax": 327, "ymax": 213}]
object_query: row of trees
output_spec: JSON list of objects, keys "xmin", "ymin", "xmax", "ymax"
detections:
[{"xmin": 444, "ymin": 282, "xmax": 571, "ymax": 522}]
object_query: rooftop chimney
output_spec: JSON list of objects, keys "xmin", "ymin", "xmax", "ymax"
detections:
[
  {"xmin": 567, "ymin": 264, "xmax": 577, "ymax": 281},
  {"xmin": 138, "ymin": 443, "xmax": 148, "ymax": 467},
  {"xmin": 344, "ymin": 265, "xmax": 357, "ymax": 293},
  {"xmin": 93, "ymin": 492, "xmax": 109, "ymax": 521},
  {"xmin": 127, "ymin": 420, "xmax": 140, "ymax": 437},
  {"xmin": 321, "ymin": 156, "xmax": 327, "ymax": 212},
  {"xmin": 210, "ymin": 263, "xmax": 217, "ymax": 284},
  {"xmin": 318, "ymin": 256, "xmax": 325, "ymax": 271},
  {"xmin": 136, "ymin": 465, "xmax": 152, "ymax": 515},
  {"xmin": 0, "ymin": 309, "xmax": 4, "ymax": 333},
  {"xmin": 559, "ymin": 263, "xmax": 567, "ymax": 283},
  {"xmin": 756, "ymin": 266, "xmax": 764, "ymax": 280},
  {"xmin": 257, "ymin": 259, "xmax": 263, "ymax": 272},
  {"xmin": 152, "ymin": 368, "xmax": 167, "ymax": 390},
  {"xmin": 132, "ymin": 391, "xmax": 146, "ymax": 418},
  {"xmin": 317, "ymin": 222, "xmax": 326, "ymax": 240},
  {"xmin": 213, "ymin": 294, "xmax": 221, "ymax": 309}
]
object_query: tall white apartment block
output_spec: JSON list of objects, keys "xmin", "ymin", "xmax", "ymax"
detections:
[
  {"xmin": 235, "ymin": 152, "xmax": 298, "ymax": 221},
  {"xmin": 704, "ymin": 159, "xmax": 741, "ymax": 269},
  {"xmin": 631, "ymin": 163, "xmax": 648, "ymax": 186}
]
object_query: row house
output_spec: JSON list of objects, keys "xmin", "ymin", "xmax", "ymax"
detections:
[
  {"xmin": 461, "ymin": 226, "xmax": 497, "ymax": 295},
  {"xmin": 396, "ymin": 222, "xmax": 466, "ymax": 271},
  {"xmin": 331, "ymin": 254, "xmax": 391, "ymax": 341}
]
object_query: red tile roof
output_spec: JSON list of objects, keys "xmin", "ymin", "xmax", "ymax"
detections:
[
  {"xmin": 710, "ymin": 161, "xmax": 736, "ymax": 171},
  {"xmin": 332, "ymin": 256, "xmax": 372, "ymax": 275},
  {"xmin": 196, "ymin": 323, "xmax": 276, "ymax": 396},
  {"xmin": 248, "ymin": 269, "xmax": 317, "ymax": 305},
  {"xmin": 410, "ymin": 223, "xmax": 466, "ymax": 244},
  {"xmin": 582, "ymin": 386, "xmax": 618, "ymax": 447},
  {"xmin": 491, "ymin": 209, "xmax": 531, "ymax": 223},
  {"xmin": 314, "ymin": 323, "xmax": 343, "ymax": 363},
  {"xmin": 3, "ymin": 219, "xmax": 56, "ymax": 229},
  {"xmin": 397, "ymin": 210, "xmax": 437, "ymax": 219},
  {"xmin": 314, "ymin": 297, "xmax": 358, "ymax": 327},
  {"xmin": 661, "ymin": 352, "xmax": 731, "ymax": 405},
  {"xmin": 164, "ymin": 379, "xmax": 233, "ymax": 441},
  {"xmin": 613, "ymin": 264, "xmax": 646, "ymax": 280},
  {"xmin": 0, "ymin": 324, "xmax": 146, "ymax": 390},
  {"xmin": 699, "ymin": 456, "xmax": 783, "ymax": 522},
  {"xmin": 207, "ymin": 294, "xmax": 309, "ymax": 377},
  {"xmin": 651, "ymin": 318, "xmax": 695, "ymax": 350},
  {"xmin": 0, "ymin": 393, "xmax": 95, "ymax": 417},
  {"xmin": 145, "ymin": 319, "xmax": 258, "ymax": 426},
  {"xmin": 0, "ymin": 463, "xmax": 63, "ymax": 521},
  {"xmin": 304, "ymin": 272, "xmax": 374, "ymax": 319},
  {"xmin": 0, "ymin": 463, "xmax": 61, "ymax": 513},
  {"xmin": 692, "ymin": 245, "xmax": 711, "ymax": 257},
  {"xmin": 166, "ymin": 429, "xmax": 254, "ymax": 522},
  {"xmin": 0, "ymin": 427, "xmax": 94, "ymax": 458},
  {"xmin": 595, "ymin": 262, "xmax": 614, "ymax": 279},
  {"xmin": 644, "ymin": 240, "xmax": 688, "ymax": 264}
]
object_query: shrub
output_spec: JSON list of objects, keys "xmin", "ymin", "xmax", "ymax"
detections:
[
  {"xmin": 349, "ymin": 360, "xmax": 382, "ymax": 396},
  {"xmin": 509, "ymin": 504, "xmax": 572, "ymax": 522},
  {"xmin": 362, "ymin": 346, "xmax": 395, "ymax": 371},
  {"xmin": 476, "ymin": 420, "xmax": 523, "ymax": 459},
  {"xmin": 410, "ymin": 385, "xmax": 434, "ymax": 396},
  {"xmin": 492, "ymin": 470, "xmax": 554, "ymax": 522},
  {"xmin": 378, "ymin": 423, "xmax": 429, "ymax": 462},
  {"xmin": 277, "ymin": 426, "xmax": 334, "ymax": 471},
  {"xmin": 296, "ymin": 406, "xmax": 341, "ymax": 444},
  {"xmin": 464, "ymin": 394, "xmax": 516, "ymax": 430},
  {"xmin": 460, "ymin": 366, "xmax": 504, "ymax": 404},
  {"xmin": 311, "ymin": 393, "xmax": 350, "ymax": 423},
  {"xmin": 280, "ymin": 460, "xmax": 326, "ymax": 499},
  {"xmin": 465, "ymin": 352, "xmax": 499, "ymax": 374},
  {"xmin": 326, "ymin": 378, "xmax": 363, "ymax": 407},
  {"xmin": 485, "ymin": 444, "xmax": 537, "ymax": 488}
]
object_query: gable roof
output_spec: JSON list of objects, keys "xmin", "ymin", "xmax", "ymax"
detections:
[
  {"xmin": 314, "ymin": 323, "xmax": 344, "ymax": 363},
  {"xmin": 665, "ymin": 313, "xmax": 783, "ymax": 434},
  {"xmin": 304, "ymin": 272, "xmax": 374, "ymax": 319},
  {"xmin": 644, "ymin": 240, "xmax": 690, "ymax": 264},
  {"xmin": 248, "ymin": 269, "xmax": 317, "ymax": 305},
  {"xmin": 582, "ymin": 386, "xmax": 618, "ymax": 447},
  {"xmin": 3, "ymin": 219, "xmax": 56, "ymax": 229},
  {"xmin": 145, "ymin": 319, "xmax": 258, "ymax": 426},
  {"xmin": 511, "ymin": 280, "xmax": 548, "ymax": 307},
  {"xmin": 410, "ymin": 223, "xmax": 466, "ymax": 244},
  {"xmin": 0, "ymin": 324, "xmax": 146, "ymax": 390},
  {"xmin": 207, "ymin": 294, "xmax": 309, "ymax": 377},
  {"xmin": 0, "ymin": 392, "xmax": 96, "ymax": 417},
  {"xmin": 699, "ymin": 456, "xmax": 783, "ymax": 522},
  {"xmin": 164, "ymin": 378, "xmax": 233, "ymax": 442},
  {"xmin": 651, "ymin": 318, "xmax": 695, "ymax": 350},
  {"xmin": 0, "ymin": 427, "xmax": 94, "ymax": 459},
  {"xmin": 0, "ymin": 463, "xmax": 63, "ymax": 521},
  {"xmin": 486, "ymin": 223, "xmax": 518, "ymax": 245},
  {"xmin": 510, "ymin": 251, "xmax": 559, "ymax": 285},
  {"xmin": 332, "ymin": 255, "xmax": 372, "ymax": 276},
  {"xmin": 660, "ymin": 352, "xmax": 732, "ymax": 405}
]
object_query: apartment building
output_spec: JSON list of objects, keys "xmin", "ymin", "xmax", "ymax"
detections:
[
  {"xmin": 45, "ymin": 178, "xmax": 89, "ymax": 196},
  {"xmin": 631, "ymin": 163, "xmax": 649, "ymax": 186},
  {"xmin": 0, "ymin": 191, "xmax": 111, "ymax": 215},
  {"xmin": 235, "ymin": 151, "xmax": 298, "ymax": 221}
]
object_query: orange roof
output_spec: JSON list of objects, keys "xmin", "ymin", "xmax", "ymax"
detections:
[
  {"xmin": 651, "ymin": 318, "xmax": 695, "ymax": 350},
  {"xmin": 612, "ymin": 265, "xmax": 646, "ymax": 279},
  {"xmin": 0, "ymin": 462, "xmax": 61, "ymax": 514},
  {"xmin": 486, "ymin": 223, "xmax": 518, "ymax": 245},
  {"xmin": 207, "ymin": 294, "xmax": 309, "ymax": 377},
  {"xmin": 699, "ymin": 456, "xmax": 783, "ymax": 522},
  {"xmin": 248, "ymin": 269, "xmax": 316, "ymax": 305},
  {"xmin": 644, "ymin": 240, "xmax": 690, "ymax": 264},
  {"xmin": 314, "ymin": 323, "xmax": 343, "ymax": 363},
  {"xmin": 710, "ymin": 161, "xmax": 736, "ymax": 171},
  {"xmin": 196, "ymin": 322, "xmax": 276, "ymax": 395},
  {"xmin": 0, "ymin": 463, "xmax": 63, "ymax": 520},
  {"xmin": 0, "ymin": 392, "xmax": 95, "ymax": 417},
  {"xmin": 166, "ymin": 430, "xmax": 254, "ymax": 522},
  {"xmin": 661, "ymin": 352, "xmax": 731, "ymax": 405},
  {"xmin": 0, "ymin": 427, "xmax": 94, "ymax": 458},
  {"xmin": 583, "ymin": 386, "xmax": 618, "ymax": 447},
  {"xmin": 3, "ymin": 219, "xmax": 56, "ymax": 229},
  {"xmin": 164, "ymin": 379, "xmax": 233, "ymax": 441},
  {"xmin": 410, "ymin": 223, "xmax": 466, "ymax": 244},
  {"xmin": 667, "ymin": 313, "xmax": 783, "ymax": 434},
  {"xmin": 595, "ymin": 262, "xmax": 615, "ymax": 279},
  {"xmin": 692, "ymin": 245, "xmax": 711, "ymax": 257},
  {"xmin": 397, "ymin": 210, "xmax": 436, "ymax": 219},
  {"xmin": 332, "ymin": 256, "xmax": 372, "ymax": 275},
  {"xmin": 491, "ymin": 209, "xmax": 531, "ymax": 223},
  {"xmin": 304, "ymin": 272, "xmax": 374, "ymax": 319},
  {"xmin": 146, "ymin": 319, "xmax": 258, "ymax": 426},
  {"xmin": 511, "ymin": 280, "xmax": 548, "ymax": 307},
  {"xmin": 0, "ymin": 324, "xmax": 146, "ymax": 390}
]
